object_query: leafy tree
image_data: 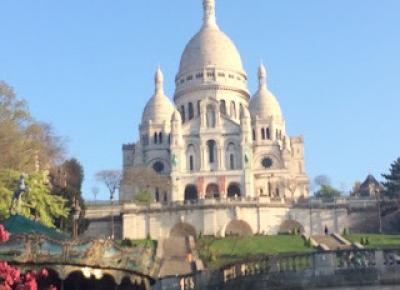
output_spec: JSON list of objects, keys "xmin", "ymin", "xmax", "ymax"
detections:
[
  {"xmin": 314, "ymin": 185, "xmax": 342, "ymax": 200},
  {"xmin": 134, "ymin": 191, "xmax": 154, "ymax": 205},
  {"xmin": 382, "ymin": 157, "xmax": 400, "ymax": 198},
  {"xmin": 52, "ymin": 159, "xmax": 87, "ymax": 234},
  {"xmin": 0, "ymin": 81, "xmax": 65, "ymax": 172},
  {"xmin": 0, "ymin": 170, "xmax": 68, "ymax": 227}
]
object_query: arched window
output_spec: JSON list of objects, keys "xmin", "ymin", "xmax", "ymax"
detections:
[
  {"xmin": 239, "ymin": 104, "xmax": 244, "ymax": 118},
  {"xmin": 159, "ymin": 132, "xmax": 163, "ymax": 144},
  {"xmin": 187, "ymin": 145, "xmax": 196, "ymax": 171},
  {"xmin": 230, "ymin": 154, "xmax": 235, "ymax": 170},
  {"xmin": 155, "ymin": 188, "xmax": 160, "ymax": 202},
  {"xmin": 189, "ymin": 156, "xmax": 194, "ymax": 171},
  {"xmin": 252, "ymin": 129, "xmax": 256, "ymax": 141},
  {"xmin": 266, "ymin": 128, "xmax": 271, "ymax": 140},
  {"xmin": 180, "ymin": 105, "xmax": 186, "ymax": 122},
  {"xmin": 226, "ymin": 142, "xmax": 236, "ymax": 170},
  {"xmin": 206, "ymin": 105, "xmax": 216, "ymax": 128},
  {"xmin": 230, "ymin": 101, "xmax": 236, "ymax": 118},
  {"xmin": 207, "ymin": 140, "xmax": 216, "ymax": 163},
  {"xmin": 188, "ymin": 103, "xmax": 194, "ymax": 120},
  {"xmin": 154, "ymin": 132, "xmax": 158, "ymax": 144},
  {"xmin": 168, "ymin": 134, "xmax": 171, "ymax": 144},
  {"xmin": 261, "ymin": 128, "xmax": 266, "ymax": 140},
  {"xmin": 220, "ymin": 100, "xmax": 226, "ymax": 115}
]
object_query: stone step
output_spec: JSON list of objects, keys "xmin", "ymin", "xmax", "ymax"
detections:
[{"xmin": 312, "ymin": 234, "xmax": 352, "ymax": 250}]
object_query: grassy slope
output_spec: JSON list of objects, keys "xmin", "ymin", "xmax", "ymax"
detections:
[
  {"xmin": 197, "ymin": 235, "xmax": 313, "ymax": 269},
  {"xmin": 345, "ymin": 234, "xmax": 400, "ymax": 249}
]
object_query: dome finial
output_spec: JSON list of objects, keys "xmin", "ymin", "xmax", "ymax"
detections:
[
  {"xmin": 155, "ymin": 66, "xmax": 164, "ymax": 95},
  {"xmin": 203, "ymin": 0, "xmax": 217, "ymax": 28},
  {"xmin": 258, "ymin": 62, "xmax": 267, "ymax": 89}
]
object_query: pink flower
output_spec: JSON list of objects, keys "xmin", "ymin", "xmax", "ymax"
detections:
[{"xmin": 0, "ymin": 226, "xmax": 10, "ymax": 243}]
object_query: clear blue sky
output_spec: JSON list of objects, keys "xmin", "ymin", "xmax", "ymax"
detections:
[{"xmin": 1, "ymin": 0, "xmax": 399, "ymax": 199}]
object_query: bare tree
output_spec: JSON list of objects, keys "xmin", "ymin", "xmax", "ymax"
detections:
[
  {"xmin": 95, "ymin": 170, "xmax": 122, "ymax": 200},
  {"xmin": 281, "ymin": 176, "xmax": 300, "ymax": 199},
  {"xmin": 91, "ymin": 186, "xmax": 99, "ymax": 202},
  {"xmin": 123, "ymin": 166, "xmax": 172, "ymax": 194},
  {"xmin": 95, "ymin": 170, "xmax": 121, "ymax": 239}
]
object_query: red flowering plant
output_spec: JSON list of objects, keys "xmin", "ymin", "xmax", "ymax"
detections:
[{"xmin": 0, "ymin": 225, "xmax": 54, "ymax": 290}]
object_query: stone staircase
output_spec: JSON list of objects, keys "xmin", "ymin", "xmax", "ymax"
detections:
[
  {"xmin": 311, "ymin": 234, "xmax": 353, "ymax": 250},
  {"xmin": 158, "ymin": 237, "xmax": 194, "ymax": 277}
]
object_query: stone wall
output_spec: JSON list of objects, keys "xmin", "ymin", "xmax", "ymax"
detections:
[{"xmin": 84, "ymin": 199, "xmax": 378, "ymax": 240}]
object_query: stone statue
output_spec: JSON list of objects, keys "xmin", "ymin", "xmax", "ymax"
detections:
[{"xmin": 9, "ymin": 175, "xmax": 28, "ymax": 215}]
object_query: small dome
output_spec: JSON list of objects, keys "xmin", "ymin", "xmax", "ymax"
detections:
[
  {"xmin": 142, "ymin": 67, "xmax": 175, "ymax": 124},
  {"xmin": 249, "ymin": 64, "xmax": 283, "ymax": 120},
  {"xmin": 177, "ymin": 0, "xmax": 245, "ymax": 76}
]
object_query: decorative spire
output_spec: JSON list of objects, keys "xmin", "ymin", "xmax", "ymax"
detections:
[
  {"xmin": 258, "ymin": 63, "xmax": 267, "ymax": 89},
  {"xmin": 155, "ymin": 66, "xmax": 164, "ymax": 96},
  {"xmin": 203, "ymin": 0, "xmax": 218, "ymax": 28}
]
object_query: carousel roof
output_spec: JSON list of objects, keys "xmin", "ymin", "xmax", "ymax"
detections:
[{"xmin": 0, "ymin": 215, "xmax": 69, "ymax": 240}]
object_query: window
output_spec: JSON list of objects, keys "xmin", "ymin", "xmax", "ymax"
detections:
[
  {"xmin": 186, "ymin": 75, "xmax": 193, "ymax": 81},
  {"xmin": 230, "ymin": 101, "xmax": 236, "ymax": 118},
  {"xmin": 168, "ymin": 134, "xmax": 171, "ymax": 144},
  {"xmin": 252, "ymin": 129, "xmax": 256, "ymax": 141},
  {"xmin": 261, "ymin": 157, "xmax": 273, "ymax": 169},
  {"xmin": 159, "ymin": 132, "xmax": 163, "ymax": 144},
  {"xmin": 220, "ymin": 100, "xmax": 226, "ymax": 115},
  {"xmin": 196, "ymin": 73, "xmax": 204, "ymax": 79},
  {"xmin": 228, "ymin": 74, "xmax": 234, "ymax": 79},
  {"xmin": 154, "ymin": 132, "xmax": 158, "ymax": 144},
  {"xmin": 218, "ymin": 73, "xmax": 225, "ymax": 77},
  {"xmin": 153, "ymin": 161, "xmax": 165, "ymax": 173},
  {"xmin": 207, "ymin": 140, "xmax": 216, "ymax": 163},
  {"xmin": 230, "ymin": 154, "xmax": 235, "ymax": 170},
  {"xmin": 188, "ymin": 103, "xmax": 194, "ymax": 120},
  {"xmin": 266, "ymin": 128, "xmax": 271, "ymax": 140},
  {"xmin": 261, "ymin": 128, "xmax": 266, "ymax": 140},
  {"xmin": 239, "ymin": 104, "xmax": 244, "ymax": 118},
  {"xmin": 180, "ymin": 79, "xmax": 184, "ymax": 84},
  {"xmin": 206, "ymin": 105, "xmax": 216, "ymax": 128},
  {"xmin": 189, "ymin": 156, "xmax": 194, "ymax": 171},
  {"xmin": 180, "ymin": 105, "xmax": 185, "ymax": 122}
]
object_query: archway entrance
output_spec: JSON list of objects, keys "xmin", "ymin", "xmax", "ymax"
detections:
[
  {"xmin": 184, "ymin": 185, "xmax": 198, "ymax": 201},
  {"xmin": 225, "ymin": 220, "xmax": 253, "ymax": 236},
  {"xmin": 64, "ymin": 272, "xmax": 117, "ymax": 290},
  {"xmin": 227, "ymin": 183, "xmax": 241, "ymax": 198},
  {"xmin": 170, "ymin": 222, "xmax": 196, "ymax": 237},
  {"xmin": 206, "ymin": 183, "xmax": 220, "ymax": 199}
]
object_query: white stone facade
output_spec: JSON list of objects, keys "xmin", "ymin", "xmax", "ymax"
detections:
[{"xmin": 121, "ymin": 0, "xmax": 309, "ymax": 204}]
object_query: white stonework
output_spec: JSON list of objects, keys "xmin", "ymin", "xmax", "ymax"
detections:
[
  {"xmin": 90, "ymin": 0, "xmax": 316, "ymax": 240},
  {"xmin": 121, "ymin": 0, "xmax": 309, "ymax": 204}
]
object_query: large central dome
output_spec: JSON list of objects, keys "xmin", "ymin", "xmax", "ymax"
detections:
[
  {"xmin": 178, "ymin": 26, "xmax": 244, "ymax": 76},
  {"xmin": 176, "ymin": 0, "xmax": 246, "ymax": 78}
]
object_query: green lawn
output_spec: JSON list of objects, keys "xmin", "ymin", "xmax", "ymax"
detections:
[
  {"xmin": 345, "ymin": 234, "xmax": 400, "ymax": 249},
  {"xmin": 197, "ymin": 235, "xmax": 313, "ymax": 269}
]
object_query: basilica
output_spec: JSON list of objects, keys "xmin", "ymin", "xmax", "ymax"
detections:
[{"xmin": 120, "ymin": 0, "xmax": 309, "ymax": 204}]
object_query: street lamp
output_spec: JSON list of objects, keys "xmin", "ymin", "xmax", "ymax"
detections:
[
  {"xmin": 110, "ymin": 192, "xmax": 116, "ymax": 240},
  {"xmin": 72, "ymin": 195, "xmax": 81, "ymax": 239}
]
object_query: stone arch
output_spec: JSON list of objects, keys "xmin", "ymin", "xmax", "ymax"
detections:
[
  {"xmin": 170, "ymin": 222, "xmax": 196, "ymax": 237},
  {"xmin": 278, "ymin": 220, "xmax": 305, "ymax": 234},
  {"xmin": 37, "ymin": 268, "xmax": 62, "ymax": 290},
  {"xmin": 205, "ymin": 183, "xmax": 219, "ymax": 199},
  {"xmin": 184, "ymin": 184, "xmax": 198, "ymax": 201},
  {"xmin": 64, "ymin": 271, "xmax": 117, "ymax": 290},
  {"xmin": 225, "ymin": 220, "xmax": 253, "ymax": 236},
  {"xmin": 227, "ymin": 183, "xmax": 241, "ymax": 198}
]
